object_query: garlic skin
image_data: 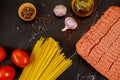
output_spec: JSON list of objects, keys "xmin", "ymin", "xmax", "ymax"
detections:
[
  {"xmin": 62, "ymin": 17, "xmax": 78, "ymax": 32},
  {"xmin": 53, "ymin": 4, "xmax": 67, "ymax": 17}
]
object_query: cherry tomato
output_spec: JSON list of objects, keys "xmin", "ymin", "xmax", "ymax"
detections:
[
  {"xmin": 0, "ymin": 47, "xmax": 6, "ymax": 62},
  {"xmin": 0, "ymin": 65, "xmax": 16, "ymax": 80},
  {"xmin": 11, "ymin": 49, "xmax": 29, "ymax": 68}
]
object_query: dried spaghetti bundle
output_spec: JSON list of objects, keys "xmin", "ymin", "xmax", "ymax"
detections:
[{"xmin": 19, "ymin": 37, "xmax": 72, "ymax": 80}]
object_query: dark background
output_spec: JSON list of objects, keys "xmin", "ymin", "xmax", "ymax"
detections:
[{"xmin": 0, "ymin": 0, "xmax": 120, "ymax": 80}]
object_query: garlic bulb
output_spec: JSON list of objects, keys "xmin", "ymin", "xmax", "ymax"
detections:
[
  {"xmin": 53, "ymin": 4, "xmax": 67, "ymax": 17},
  {"xmin": 62, "ymin": 17, "xmax": 78, "ymax": 31}
]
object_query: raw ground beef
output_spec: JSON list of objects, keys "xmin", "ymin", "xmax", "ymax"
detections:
[{"xmin": 76, "ymin": 6, "xmax": 120, "ymax": 80}]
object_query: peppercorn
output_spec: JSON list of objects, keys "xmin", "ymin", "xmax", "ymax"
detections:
[{"xmin": 18, "ymin": 3, "xmax": 37, "ymax": 21}]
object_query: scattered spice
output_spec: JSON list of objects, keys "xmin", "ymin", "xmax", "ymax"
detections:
[
  {"xmin": 42, "ymin": 3, "xmax": 45, "ymax": 7},
  {"xmin": 35, "ymin": 21, "xmax": 38, "ymax": 24},
  {"xmin": 19, "ymin": 30, "xmax": 23, "ymax": 32},
  {"xmin": 38, "ymin": 26, "xmax": 45, "ymax": 32},
  {"xmin": 44, "ymin": 16, "xmax": 53, "ymax": 24},
  {"xmin": 62, "ymin": 30, "xmax": 76, "ymax": 41}
]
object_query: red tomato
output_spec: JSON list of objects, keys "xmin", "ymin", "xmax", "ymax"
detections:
[
  {"xmin": 0, "ymin": 65, "xmax": 16, "ymax": 80},
  {"xmin": 0, "ymin": 47, "xmax": 6, "ymax": 62},
  {"xmin": 11, "ymin": 49, "xmax": 29, "ymax": 68}
]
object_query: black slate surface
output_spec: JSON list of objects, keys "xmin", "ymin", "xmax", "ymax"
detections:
[{"xmin": 0, "ymin": 0, "xmax": 120, "ymax": 80}]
